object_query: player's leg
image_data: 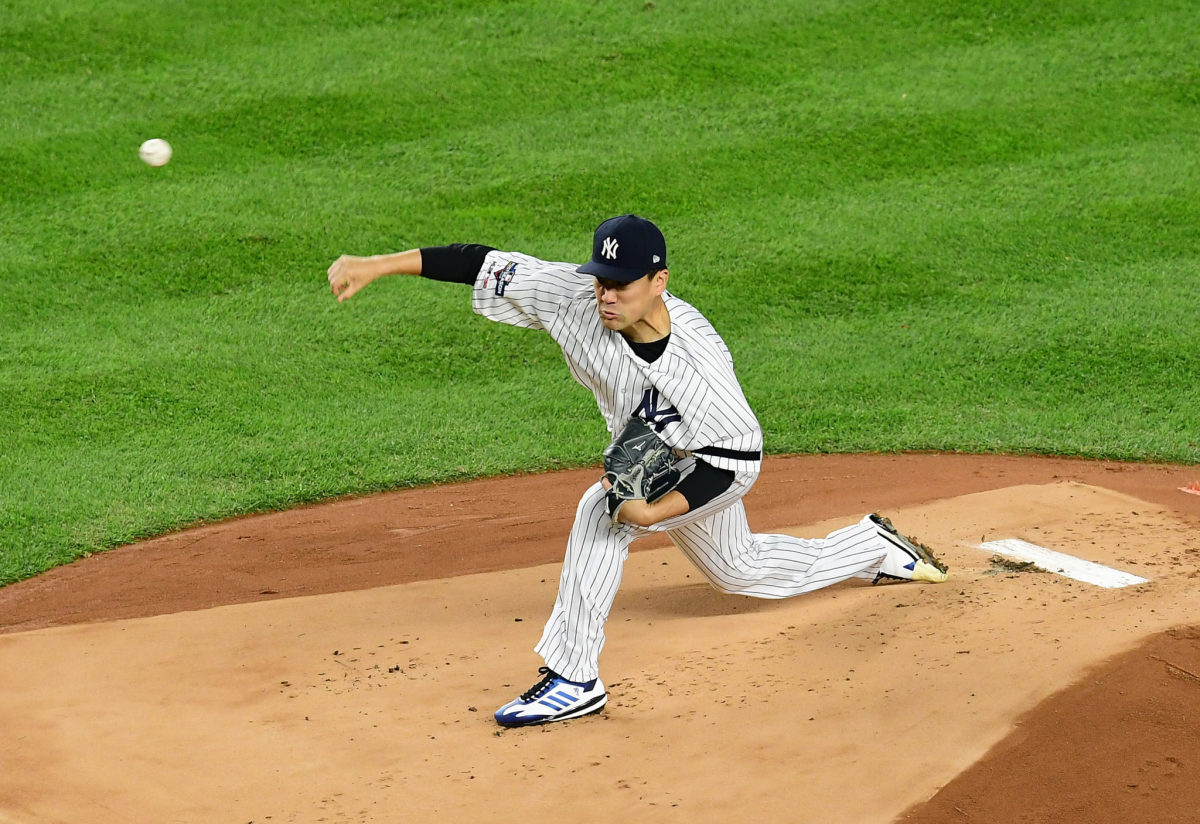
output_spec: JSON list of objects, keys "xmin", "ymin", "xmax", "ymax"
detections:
[
  {"xmin": 495, "ymin": 480, "xmax": 631, "ymax": 727},
  {"xmin": 664, "ymin": 503, "xmax": 946, "ymax": 598},
  {"xmin": 533, "ymin": 479, "xmax": 634, "ymax": 681},
  {"xmin": 665, "ymin": 502, "xmax": 877, "ymax": 597}
]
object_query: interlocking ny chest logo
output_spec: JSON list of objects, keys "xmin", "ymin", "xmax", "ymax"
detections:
[
  {"xmin": 601, "ymin": 237, "xmax": 619, "ymax": 260},
  {"xmin": 634, "ymin": 387, "xmax": 681, "ymax": 432}
]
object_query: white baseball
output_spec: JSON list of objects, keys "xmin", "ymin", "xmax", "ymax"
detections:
[{"xmin": 138, "ymin": 138, "xmax": 172, "ymax": 167}]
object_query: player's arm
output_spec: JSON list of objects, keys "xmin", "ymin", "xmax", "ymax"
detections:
[
  {"xmin": 328, "ymin": 244, "xmax": 494, "ymax": 302},
  {"xmin": 328, "ymin": 249, "xmax": 420, "ymax": 302},
  {"xmin": 601, "ymin": 481, "xmax": 689, "ymax": 527},
  {"xmin": 602, "ymin": 459, "xmax": 735, "ymax": 528}
]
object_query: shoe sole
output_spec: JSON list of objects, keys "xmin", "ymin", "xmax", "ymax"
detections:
[
  {"xmin": 871, "ymin": 514, "xmax": 949, "ymax": 583},
  {"xmin": 495, "ymin": 693, "xmax": 608, "ymax": 728}
]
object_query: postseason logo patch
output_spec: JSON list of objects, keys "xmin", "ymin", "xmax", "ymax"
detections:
[{"xmin": 489, "ymin": 261, "xmax": 518, "ymax": 297}]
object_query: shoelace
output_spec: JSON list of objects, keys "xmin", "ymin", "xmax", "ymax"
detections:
[{"xmin": 519, "ymin": 667, "xmax": 559, "ymax": 702}]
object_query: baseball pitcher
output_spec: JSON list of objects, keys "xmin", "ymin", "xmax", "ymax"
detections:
[{"xmin": 328, "ymin": 214, "xmax": 948, "ymax": 727}]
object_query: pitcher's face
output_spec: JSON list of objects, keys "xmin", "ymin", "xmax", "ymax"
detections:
[{"xmin": 593, "ymin": 270, "xmax": 668, "ymax": 333}]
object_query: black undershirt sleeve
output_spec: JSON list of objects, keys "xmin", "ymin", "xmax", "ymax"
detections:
[
  {"xmin": 419, "ymin": 244, "xmax": 495, "ymax": 284},
  {"xmin": 674, "ymin": 458, "xmax": 735, "ymax": 511}
]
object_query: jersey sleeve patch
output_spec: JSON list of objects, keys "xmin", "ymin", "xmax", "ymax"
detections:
[
  {"xmin": 473, "ymin": 251, "xmax": 587, "ymax": 332},
  {"xmin": 484, "ymin": 260, "xmax": 518, "ymax": 297}
]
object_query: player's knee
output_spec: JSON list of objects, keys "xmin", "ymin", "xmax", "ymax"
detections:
[{"xmin": 575, "ymin": 482, "xmax": 609, "ymax": 519}]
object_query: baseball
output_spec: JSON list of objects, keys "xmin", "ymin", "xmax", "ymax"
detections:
[{"xmin": 138, "ymin": 138, "xmax": 172, "ymax": 167}]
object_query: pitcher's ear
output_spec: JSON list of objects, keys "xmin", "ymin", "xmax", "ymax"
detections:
[{"xmin": 651, "ymin": 268, "xmax": 669, "ymax": 294}]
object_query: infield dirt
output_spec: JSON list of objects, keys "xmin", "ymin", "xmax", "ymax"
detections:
[{"xmin": 1, "ymin": 453, "xmax": 1198, "ymax": 823}]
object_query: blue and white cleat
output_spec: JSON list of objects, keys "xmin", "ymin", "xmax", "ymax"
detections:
[
  {"xmin": 870, "ymin": 513, "xmax": 949, "ymax": 584},
  {"xmin": 494, "ymin": 667, "xmax": 607, "ymax": 727}
]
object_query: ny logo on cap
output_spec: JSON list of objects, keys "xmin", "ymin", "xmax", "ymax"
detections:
[{"xmin": 601, "ymin": 237, "xmax": 619, "ymax": 260}]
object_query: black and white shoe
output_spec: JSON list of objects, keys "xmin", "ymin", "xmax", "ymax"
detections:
[
  {"xmin": 494, "ymin": 667, "xmax": 607, "ymax": 727},
  {"xmin": 870, "ymin": 514, "xmax": 949, "ymax": 584}
]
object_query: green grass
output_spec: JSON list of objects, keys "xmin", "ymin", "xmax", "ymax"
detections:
[{"xmin": 2, "ymin": 0, "xmax": 1199, "ymax": 585}]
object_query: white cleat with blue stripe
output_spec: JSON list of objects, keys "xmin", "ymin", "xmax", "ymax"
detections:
[{"xmin": 494, "ymin": 668, "xmax": 607, "ymax": 727}]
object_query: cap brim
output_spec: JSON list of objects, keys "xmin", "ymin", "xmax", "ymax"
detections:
[{"xmin": 577, "ymin": 260, "xmax": 649, "ymax": 282}]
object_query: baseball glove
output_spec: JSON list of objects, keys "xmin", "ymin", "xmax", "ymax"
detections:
[{"xmin": 602, "ymin": 417, "xmax": 681, "ymax": 524}]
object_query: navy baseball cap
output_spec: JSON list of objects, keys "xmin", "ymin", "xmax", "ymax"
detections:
[{"xmin": 577, "ymin": 214, "xmax": 667, "ymax": 282}]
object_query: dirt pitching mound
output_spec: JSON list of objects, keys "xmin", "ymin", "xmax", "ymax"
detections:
[{"xmin": 1, "ymin": 454, "xmax": 1198, "ymax": 823}]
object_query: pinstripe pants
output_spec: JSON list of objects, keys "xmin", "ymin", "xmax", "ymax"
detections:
[{"xmin": 535, "ymin": 477, "xmax": 891, "ymax": 682}]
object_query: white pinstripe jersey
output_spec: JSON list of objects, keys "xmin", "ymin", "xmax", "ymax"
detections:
[{"xmin": 471, "ymin": 250, "xmax": 763, "ymax": 475}]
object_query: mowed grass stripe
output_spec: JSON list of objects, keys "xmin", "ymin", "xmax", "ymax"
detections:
[{"xmin": 1, "ymin": 0, "xmax": 1198, "ymax": 584}]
